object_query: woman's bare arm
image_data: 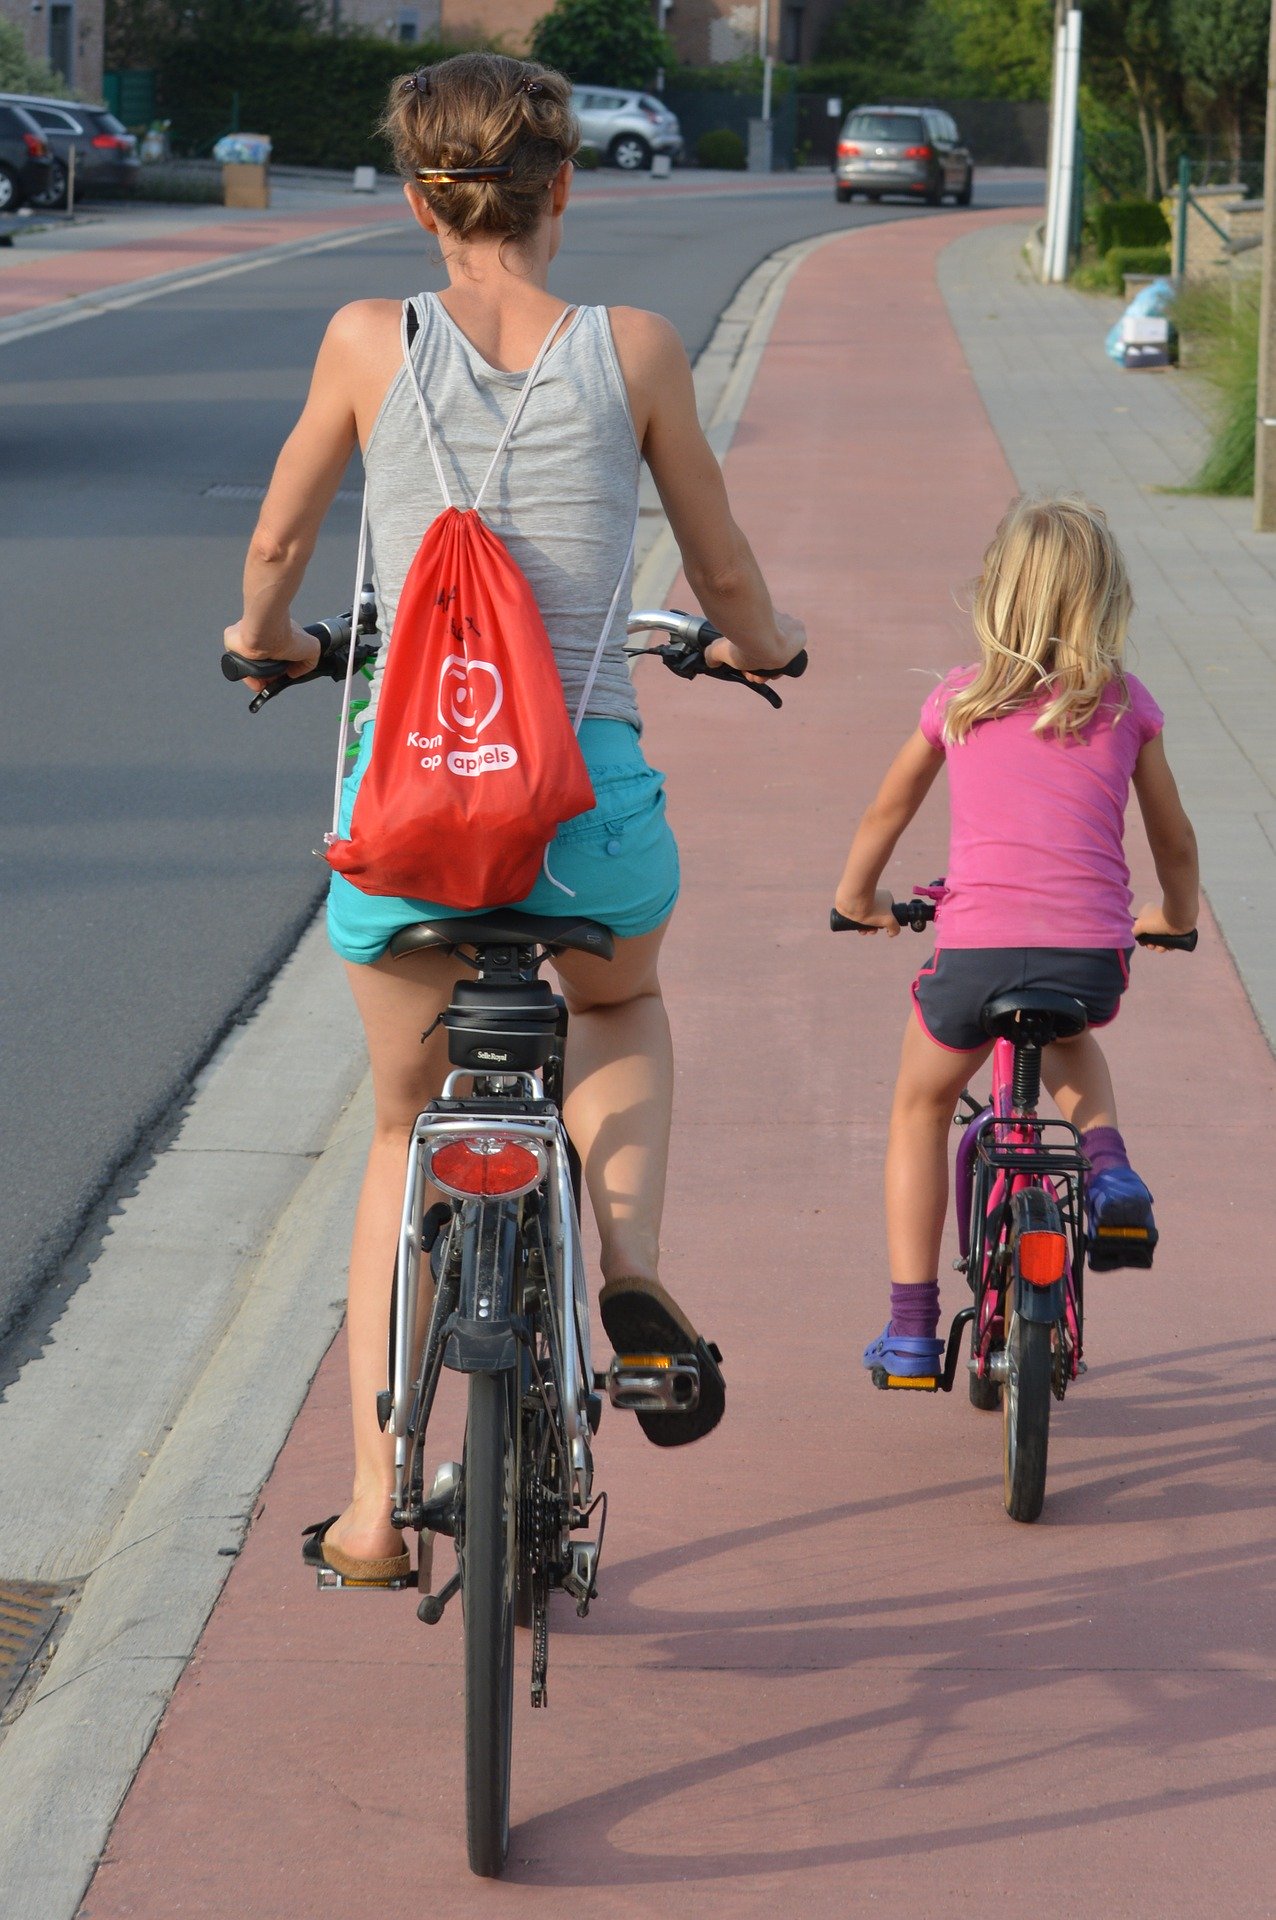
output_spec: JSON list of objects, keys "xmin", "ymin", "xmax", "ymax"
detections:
[{"xmin": 611, "ymin": 308, "xmax": 805, "ymax": 674}]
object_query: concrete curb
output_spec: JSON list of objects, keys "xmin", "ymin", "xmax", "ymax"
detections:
[{"xmin": 0, "ymin": 217, "xmax": 847, "ymax": 1919}]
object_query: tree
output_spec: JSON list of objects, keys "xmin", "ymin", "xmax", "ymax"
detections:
[
  {"xmin": 817, "ymin": 0, "xmax": 927, "ymax": 66},
  {"xmin": 1085, "ymin": 0, "xmax": 1181, "ymax": 199},
  {"xmin": 529, "ymin": 0, "xmax": 670, "ymax": 89},
  {"xmin": 922, "ymin": 0, "xmax": 1054, "ymax": 98},
  {"xmin": 1171, "ymin": 0, "xmax": 1268, "ymax": 177},
  {"xmin": 0, "ymin": 17, "xmax": 69, "ymax": 94},
  {"xmin": 106, "ymin": 0, "xmax": 322, "ymax": 70}
]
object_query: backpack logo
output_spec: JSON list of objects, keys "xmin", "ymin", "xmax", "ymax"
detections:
[{"xmin": 438, "ymin": 654, "xmax": 503, "ymax": 746}]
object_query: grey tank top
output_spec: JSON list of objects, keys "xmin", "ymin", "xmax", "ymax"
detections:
[{"xmin": 361, "ymin": 294, "xmax": 642, "ymax": 731}]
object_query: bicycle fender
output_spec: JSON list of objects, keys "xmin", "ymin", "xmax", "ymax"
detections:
[
  {"xmin": 1013, "ymin": 1274, "xmax": 1066, "ymax": 1324},
  {"xmin": 442, "ymin": 1312, "xmax": 520, "ymax": 1374}
]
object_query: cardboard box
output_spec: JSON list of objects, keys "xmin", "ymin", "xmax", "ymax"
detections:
[{"xmin": 222, "ymin": 162, "xmax": 269, "ymax": 210}]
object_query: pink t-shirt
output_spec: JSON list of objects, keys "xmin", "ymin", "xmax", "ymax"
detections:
[{"xmin": 919, "ymin": 667, "xmax": 1164, "ymax": 949}]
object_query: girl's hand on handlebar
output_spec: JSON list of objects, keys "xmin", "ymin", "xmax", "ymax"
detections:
[
  {"xmin": 1133, "ymin": 902, "xmax": 1198, "ymax": 952},
  {"xmin": 222, "ymin": 618, "xmax": 322, "ymax": 692},
  {"xmin": 834, "ymin": 888, "xmax": 900, "ymax": 936}
]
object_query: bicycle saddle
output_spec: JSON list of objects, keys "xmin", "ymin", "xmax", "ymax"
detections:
[
  {"xmin": 980, "ymin": 990, "xmax": 1088, "ymax": 1045},
  {"xmin": 389, "ymin": 911, "xmax": 615, "ymax": 962}
]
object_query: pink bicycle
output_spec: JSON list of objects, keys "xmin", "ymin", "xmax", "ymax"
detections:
[{"xmin": 833, "ymin": 889, "xmax": 1196, "ymax": 1522}]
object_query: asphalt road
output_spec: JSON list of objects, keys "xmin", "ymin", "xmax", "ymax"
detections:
[{"xmin": 0, "ymin": 172, "xmax": 1042, "ymax": 1335}]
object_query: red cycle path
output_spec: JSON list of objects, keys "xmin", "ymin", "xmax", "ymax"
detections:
[{"xmin": 82, "ymin": 211, "xmax": 1276, "ymax": 1919}]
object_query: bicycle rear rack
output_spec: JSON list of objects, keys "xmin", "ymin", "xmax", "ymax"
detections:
[{"xmin": 869, "ymin": 1307, "xmax": 974, "ymax": 1394}]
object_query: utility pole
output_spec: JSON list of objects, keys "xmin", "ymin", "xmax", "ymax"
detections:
[{"xmin": 1254, "ymin": 0, "xmax": 1276, "ymax": 530}]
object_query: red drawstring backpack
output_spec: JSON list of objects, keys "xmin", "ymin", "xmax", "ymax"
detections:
[{"xmin": 326, "ymin": 297, "xmax": 636, "ymax": 910}]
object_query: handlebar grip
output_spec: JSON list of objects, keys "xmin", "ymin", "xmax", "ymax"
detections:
[
  {"xmin": 830, "ymin": 898, "xmax": 936, "ymax": 933},
  {"xmin": 776, "ymin": 649, "xmax": 808, "ymax": 680},
  {"xmin": 221, "ymin": 650, "xmax": 297, "ymax": 683},
  {"xmin": 1135, "ymin": 928, "xmax": 1198, "ymax": 951}
]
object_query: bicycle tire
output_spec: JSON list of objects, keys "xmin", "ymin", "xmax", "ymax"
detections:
[
  {"xmin": 1002, "ymin": 1312, "xmax": 1051, "ymax": 1521},
  {"xmin": 463, "ymin": 1369, "xmax": 517, "ymax": 1877}
]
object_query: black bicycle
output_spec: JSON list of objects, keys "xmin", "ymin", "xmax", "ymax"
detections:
[{"xmin": 225, "ymin": 601, "xmax": 804, "ymax": 1872}]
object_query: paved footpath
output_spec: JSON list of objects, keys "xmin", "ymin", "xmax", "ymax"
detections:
[{"xmin": 80, "ymin": 213, "xmax": 1276, "ymax": 1918}]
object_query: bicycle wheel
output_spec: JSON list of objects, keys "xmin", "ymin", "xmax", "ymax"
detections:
[
  {"xmin": 463, "ymin": 1369, "xmax": 517, "ymax": 1877},
  {"xmin": 1002, "ymin": 1311, "xmax": 1051, "ymax": 1522}
]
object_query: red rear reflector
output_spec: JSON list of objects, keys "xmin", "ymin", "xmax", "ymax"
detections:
[
  {"xmin": 1018, "ymin": 1230, "xmax": 1068, "ymax": 1285},
  {"xmin": 837, "ymin": 142, "xmax": 860, "ymax": 157},
  {"xmin": 904, "ymin": 145, "xmax": 933, "ymax": 159},
  {"xmin": 430, "ymin": 1136, "xmax": 542, "ymax": 1198}
]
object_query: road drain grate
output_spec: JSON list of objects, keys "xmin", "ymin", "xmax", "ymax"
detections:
[
  {"xmin": 0, "ymin": 1582, "xmax": 65, "ymax": 1714},
  {"xmin": 203, "ymin": 482, "xmax": 362, "ymax": 504}
]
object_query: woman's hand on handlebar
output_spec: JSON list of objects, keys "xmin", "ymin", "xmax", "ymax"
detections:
[
  {"xmin": 704, "ymin": 608, "xmax": 807, "ymax": 682},
  {"xmin": 222, "ymin": 617, "xmax": 322, "ymax": 692},
  {"xmin": 833, "ymin": 888, "xmax": 900, "ymax": 936}
]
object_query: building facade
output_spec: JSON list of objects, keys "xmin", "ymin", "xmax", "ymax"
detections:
[
  {"xmin": 0, "ymin": 0, "xmax": 105, "ymax": 98},
  {"xmin": 326, "ymin": 1, "xmax": 841, "ymax": 66}
]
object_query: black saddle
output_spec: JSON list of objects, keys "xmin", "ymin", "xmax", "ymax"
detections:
[
  {"xmin": 388, "ymin": 910, "xmax": 615, "ymax": 963},
  {"xmin": 980, "ymin": 990, "xmax": 1088, "ymax": 1046}
]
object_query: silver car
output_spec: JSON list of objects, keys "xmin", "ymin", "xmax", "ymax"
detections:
[
  {"xmin": 571, "ymin": 87, "xmax": 683, "ymax": 172},
  {"xmin": 835, "ymin": 104, "xmax": 973, "ymax": 207}
]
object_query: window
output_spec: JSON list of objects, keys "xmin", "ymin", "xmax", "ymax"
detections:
[
  {"xmin": 48, "ymin": 4, "xmax": 74, "ymax": 88},
  {"xmin": 397, "ymin": 9, "xmax": 419, "ymax": 42},
  {"xmin": 844, "ymin": 113, "xmax": 925, "ymax": 145},
  {"xmin": 30, "ymin": 108, "xmax": 81, "ymax": 134},
  {"xmin": 782, "ymin": 4, "xmax": 805, "ymax": 63}
]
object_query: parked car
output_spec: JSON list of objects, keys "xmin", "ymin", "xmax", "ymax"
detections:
[
  {"xmin": 0, "ymin": 94, "xmax": 139, "ymax": 209},
  {"xmin": 0, "ymin": 101, "xmax": 53, "ymax": 215},
  {"xmin": 835, "ymin": 104, "xmax": 973, "ymax": 207},
  {"xmin": 570, "ymin": 88, "xmax": 683, "ymax": 172}
]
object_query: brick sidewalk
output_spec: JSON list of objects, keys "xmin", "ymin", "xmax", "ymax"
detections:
[{"xmin": 81, "ymin": 211, "xmax": 1276, "ymax": 1919}]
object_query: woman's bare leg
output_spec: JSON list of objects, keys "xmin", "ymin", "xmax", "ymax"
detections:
[
  {"xmin": 885, "ymin": 1014, "xmax": 992, "ymax": 1287},
  {"xmin": 328, "ymin": 947, "xmax": 456, "ymax": 1564},
  {"xmin": 555, "ymin": 920, "xmax": 673, "ymax": 1288}
]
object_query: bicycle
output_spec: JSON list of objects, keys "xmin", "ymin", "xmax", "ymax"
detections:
[
  {"xmin": 831, "ymin": 891, "xmax": 1196, "ymax": 1523},
  {"xmin": 224, "ymin": 600, "xmax": 805, "ymax": 1874}
]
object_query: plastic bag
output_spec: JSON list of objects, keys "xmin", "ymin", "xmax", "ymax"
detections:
[
  {"xmin": 1105, "ymin": 278, "xmax": 1174, "ymax": 362},
  {"xmin": 213, "ymin": 134, "xmax": 271, "ymax": 165}
]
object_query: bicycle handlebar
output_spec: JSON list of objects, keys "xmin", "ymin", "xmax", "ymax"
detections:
[
  {"xmin": 221, "ymin": 592, "xmax": 380, "ymax": 713},
  {"xmin": 625, "ymin": 609, "xmax": 807, "ymax": 709},
  {"xmin": 832, "ymin": 896, "xmax": 1198, "ymax": 950},
  {"xmin": 1134, "ymin": 928, "xmax": 1197, "ymax": 951}
]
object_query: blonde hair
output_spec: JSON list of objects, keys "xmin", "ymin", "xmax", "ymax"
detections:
[
  {"xmin": 943, "ymin": 494, "xmax": 1133, "ymax": 743},
  {"xmin": 381, "ymin": 51, "xmax": 579, "ymax": 244}
]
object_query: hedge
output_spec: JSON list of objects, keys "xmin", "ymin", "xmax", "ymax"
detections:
[
  {"xmin": 696, "ymin": 127, "xmax": 746, "ymax": 169},
  {"xmin": 1090, "ymin": 198, "xmax": 1170, "ymax": 256},
  {"xmin": 158, "ymin": 29, "xmax": 449, "ymax": 167},
  {"xmin": 1105, "ymin": 244, "xmax": 1172, "ymax": 291}
]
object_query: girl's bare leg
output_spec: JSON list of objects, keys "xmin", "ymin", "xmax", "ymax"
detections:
[
  {"xmin": 328, "ymin": 947, "xmax": 456, "ymax": 1564},
  {"xmin": 885, "ymin": 1014, "xmax": 992, "ymax": 1287},
  {"xmin": 1042, "ymin": 1029, "xmax": 1118, "ymax": 1132},
  {"xmin": 554, "ymin": 920, "xmax": 673, "ymax": 1288}
]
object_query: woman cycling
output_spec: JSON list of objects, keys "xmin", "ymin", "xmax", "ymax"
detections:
[{"xmin": 222, "ymin": 53, "xmax": 806, "ymax": 1585}]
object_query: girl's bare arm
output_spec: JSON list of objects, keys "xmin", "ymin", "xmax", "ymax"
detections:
[
  {"xmin": 1131, "ymin": 733, "xmax": 1199, "ymax": 937},
  {"xmin": 835, "ymin": 729, "xmax": 945, "ymax": 933}
]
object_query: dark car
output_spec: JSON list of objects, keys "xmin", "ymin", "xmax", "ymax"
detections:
[
  {"xmin": 0, "ymin": 101, "xmax": 53, "ymax": 215},
  {"xmin": 0, "ymin": 94, "xmax": 139, "ymax": 209},
  {"xmin": 835, "ymin": 104, "xmax": 973, "ymax": 207}
]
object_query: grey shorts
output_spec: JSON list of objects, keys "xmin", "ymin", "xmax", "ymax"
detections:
[{"xmin": 911, "ymin": 947, "xmax": 1132, "ymax": 1054}]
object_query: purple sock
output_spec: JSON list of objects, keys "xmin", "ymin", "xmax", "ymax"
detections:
[
  {"xmin": 890, "ymin": 1280, "xmax": 940, "ymax": 1340},
  {"xmin": 1082, "ymin": 1126, "xmax": 1130, "ymax": 1180}
]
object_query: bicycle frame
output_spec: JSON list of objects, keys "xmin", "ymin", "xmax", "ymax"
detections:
[{"xmin": 957, "ymin": 1036, "xmax": 1087, "ymax": 1391}]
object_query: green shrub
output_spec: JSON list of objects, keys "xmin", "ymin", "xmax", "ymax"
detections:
[
  {"xmin": 1176, "ymin": 278, "xmax": 1259, "ymax": 495},
  {"xmin": 1090, "ymin": 198, "xmax": 1170, "ymax": 256},
  {"xmin": 696, "ymin": 127, "xmax": 746, "ymax": 170},
  {"xmin": 158, "ymin": 29, "xmax": 449, "ymax": 167},
  {"xmin": 1105, "ymin": 244, "xmax": 1172, "ymax": 291},
  {"xmin": 130, "ymin": 163, "xmax": 222, "ymax": 203},
  {"xmin": 574, "ymin": 143, "xmax": 600, "ymax": 169},
  {"xmin": 0, "ymin": 17, "xmax": 70, "ymax": 94}
]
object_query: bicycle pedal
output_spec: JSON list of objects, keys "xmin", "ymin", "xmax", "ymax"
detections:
[
  {"xmin": 315, "ymin": 1567, "xmax": 416, "ymax": 1592},
  {"xmin": 870, "ymin": 1366, "xmax": 940, "ymax": 1393},
  {"xmin": 1087, "ymin": 1229, "xmax": 1155, "ymax": 1271},
  {"xmin": 604, "ymin": 1351, "xmax": 700, "ymax": 1414}
]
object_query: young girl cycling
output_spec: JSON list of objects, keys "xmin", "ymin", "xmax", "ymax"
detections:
[{"xmin": 833, "ymin": 495, "xmax": 1199, "ymax": 1378}]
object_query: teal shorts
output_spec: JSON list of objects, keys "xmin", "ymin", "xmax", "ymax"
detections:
[{"xmin": 327, "ymin": 718, "xmax": 680, "ymax": 966}]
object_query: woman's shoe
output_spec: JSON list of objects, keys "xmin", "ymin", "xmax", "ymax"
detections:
[
  {"xmin": 1086, "ymin": 1167, "xmax": 1158, "ymax": 1270},
  {"xmin": 301, "ymin": 1516, "xmax": 412, "ymax": 1587},
  {"xmin": 599, "ymin": 1277, "xmax": 725, "ymax": 1447},
  {"xmin": 862, "ymin": 1324, "xmax": 944, "ymax": 1377}
]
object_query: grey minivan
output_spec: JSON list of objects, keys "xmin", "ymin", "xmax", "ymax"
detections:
[
  {"xmin": 835, "ymin": 104, "xmax": 973, "ymax": 206},
  {"xmin": 571, "ymin": 88, "xmax": 683, "ymax": 171}
]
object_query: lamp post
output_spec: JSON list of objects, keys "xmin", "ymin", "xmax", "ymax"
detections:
[{"xmin": 1254, "ymin": 0, "xmax": 1276, "ymax": 530}]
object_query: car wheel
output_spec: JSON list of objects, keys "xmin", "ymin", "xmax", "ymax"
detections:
[
  {"xmin": 835, "ymin": 184, "xmax": 852, "ymax": 204},
  {"xmin": 0, "ymin": 165, "xmax": 23, "ymax": 215},
  {"xmin": 29, "ymin": 160, "xmax": 68, "ymax": 211},
  {"xmin": 609, "ymin": 133, "xmax": 652, "ymax": 172},
  {"xmin": 957, "ymin": 167, "xmax": 974, "ymax": 207}
]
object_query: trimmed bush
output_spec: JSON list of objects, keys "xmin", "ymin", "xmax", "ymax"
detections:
[
  {"xmin": 158, "ymin": 29, "xmax": 449, "ymax": 167},
  {"xmin": 696, "ymin": 127, "xmax": 746, "ymax": 170},
  {"xmin": 574, "ymin": 143, "xmax": 600, "ymax": 169},
  {"xmin": 1090, "ymin": 198, "xmax": 1170, "ymax": 256},
  {"xmin": 1105, "ymin": 245, "xmax": 1172, "ymax": 291}
]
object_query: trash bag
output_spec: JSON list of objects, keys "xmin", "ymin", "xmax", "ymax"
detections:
[
  {"xmin": 213, "ymin": 134, "xmax": 271, "ymax": 165},
  {"xmin": 1106, "ymin": 278, "xmax": 1174, "ymax": 362}
]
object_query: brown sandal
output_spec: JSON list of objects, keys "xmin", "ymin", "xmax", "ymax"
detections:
[
  {"xmin": 301, "ymin": 1516, "xmax": 413, "ymax": 1587},
  {"xmin": 599, "ymin": 1278, "xmax": 725, "ymax": 1448}
]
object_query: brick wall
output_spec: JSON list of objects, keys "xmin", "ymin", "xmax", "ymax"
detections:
[{"xmin": 0, "ymin": 0, "xmax": 104, "ymax": 99}]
